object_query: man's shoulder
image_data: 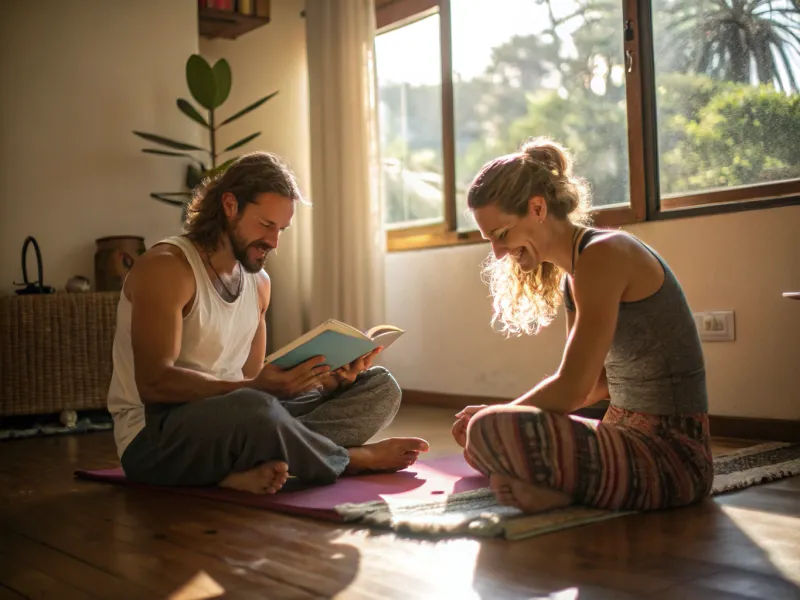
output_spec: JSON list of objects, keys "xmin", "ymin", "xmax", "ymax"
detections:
[{"xmin": 127, "ymin": 242, "xmax": 195, "ymax": 297}]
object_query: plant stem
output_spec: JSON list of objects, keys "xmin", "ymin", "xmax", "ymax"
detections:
[{"xmin": 209, "ymin": 109, "xmax": 216, "ymax": 169}]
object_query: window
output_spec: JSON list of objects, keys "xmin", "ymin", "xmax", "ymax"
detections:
[
  {"xmin": 652, "ymin": 0, "xmax": 800, "ymax": 210},
  {"xmin": 375, "ymin": 0, "xmax": 800, "ymax": 251},
  {"xmin": 376, "ymin": 12, "xmax": 444, "ymax": 229}
]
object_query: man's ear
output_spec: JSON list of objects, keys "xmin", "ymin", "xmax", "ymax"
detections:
[
  {"xmin": 528, "ymin": 195, "xmax": 548, "ymax": 222},
  {"xmin": 221, "ymin": 192, "xmax": 238, "ymax": 220}
]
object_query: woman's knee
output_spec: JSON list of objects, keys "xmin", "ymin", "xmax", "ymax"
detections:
[{"xmin": 464, "ymin": 406, "xmax": 549, "ymax": 471}]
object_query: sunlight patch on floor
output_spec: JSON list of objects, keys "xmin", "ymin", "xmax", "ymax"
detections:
[
  {"xmin": 332, "ymin": 530, "xmax": 483, "ymax": 599},
  {"xmin": 721, "ymin": 504, "xmax": 800, "ymax": 585},
  {"xmin": 167, "ymin": 570, "xmax": 224, "ymax": 600}
]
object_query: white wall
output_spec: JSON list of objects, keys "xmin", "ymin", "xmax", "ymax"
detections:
[
  {"xmin": 200, "ymin": 0, "xmax": 312, "ymax": 351},
  {"xmin": 383, "ymin": 205, "xmax": 800, "ymax": 420},
  {"xmin": 0, "ymin": 0, "xmax": 199, "ymax": 295}
]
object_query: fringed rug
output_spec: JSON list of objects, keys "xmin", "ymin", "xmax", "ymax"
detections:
[{"xmin": 334, "ymin": 441, "xmax": 800, "ymax": 540}]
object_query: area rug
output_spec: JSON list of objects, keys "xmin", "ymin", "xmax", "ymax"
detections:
[{"xmin": 334, "ymin": 441, "xmax": 800, "ymax": 540}]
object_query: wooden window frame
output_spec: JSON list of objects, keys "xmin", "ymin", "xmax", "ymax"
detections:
[{"xmin": 377, "ymin": 0, "xmax": 800, "ymax": 253}]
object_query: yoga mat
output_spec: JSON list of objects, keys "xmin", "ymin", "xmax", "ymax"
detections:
[{"xmin": 74, "ymin": 455, "xmax": 489, "ymax": 522}]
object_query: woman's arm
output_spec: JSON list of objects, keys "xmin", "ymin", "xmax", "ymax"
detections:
[
  {"xmin": 513, "ymin": 241, "xmax": 628, "ymax": 414},
  {"xmin": 566, "ymin": 307, "xmax": 610, "ymax": 409}
]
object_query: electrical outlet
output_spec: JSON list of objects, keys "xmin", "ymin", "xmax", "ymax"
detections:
[{"xmin": 693, "ymin": 311, "xmax": 735, "ymax": 342}]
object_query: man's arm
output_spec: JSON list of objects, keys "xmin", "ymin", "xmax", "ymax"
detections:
[
  {"xmin": 130, "ymin": 247, "xmax": 251, "ymax": 404},
  {"xmin": 242, "ymin": 271, "xmax": 270, "ymax": 379}
]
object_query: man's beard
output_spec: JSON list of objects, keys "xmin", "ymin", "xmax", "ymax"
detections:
[{"xmin": 227, "ymin": 224, "xmax": 271, "ymax": 274}]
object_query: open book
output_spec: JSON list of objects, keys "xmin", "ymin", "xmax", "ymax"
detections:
[{"xmin": 265, "ymin": 319, "xmax": 405, "ymax": 371}]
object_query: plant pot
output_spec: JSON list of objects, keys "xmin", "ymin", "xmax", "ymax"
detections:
[{"xmin": 94, "ymin": 236, "xmax": 146, "ymax": 292}]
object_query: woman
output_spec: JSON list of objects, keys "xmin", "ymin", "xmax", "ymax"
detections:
[{"xmin": 452, "ymin": 138, "xmax": 713, "ymax": 514}]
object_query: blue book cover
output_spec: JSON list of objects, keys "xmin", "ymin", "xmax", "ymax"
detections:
[{"xmin": 265, "ymin": 319, "xmax": 405, "ymax": 371}]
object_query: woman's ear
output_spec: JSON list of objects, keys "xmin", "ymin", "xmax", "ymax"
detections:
[{"xmin": 528, "ymin": 196, "xmax": 547, "ymax": 222}]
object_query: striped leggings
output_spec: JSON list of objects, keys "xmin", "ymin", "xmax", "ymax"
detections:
[{"xmin": 464, "ymin": 404, "xmax": 714, "ymax": 511}]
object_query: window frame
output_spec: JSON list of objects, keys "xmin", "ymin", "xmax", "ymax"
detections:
[{"xmin": 376, "ymin": 0, "xmax": 800, "ymax": 253}]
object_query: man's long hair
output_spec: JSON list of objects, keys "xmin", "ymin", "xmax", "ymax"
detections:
[{"xmin": 183, "ymin": 152, "xmax": 304, "ymax": 250}]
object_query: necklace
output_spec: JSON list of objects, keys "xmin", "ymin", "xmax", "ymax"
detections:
[{"xmin": 207, "ymin": 252, "xmax": 243, "ymax": 300}]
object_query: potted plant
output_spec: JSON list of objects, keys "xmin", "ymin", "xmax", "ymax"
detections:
[{"xmin": 133, "ymin": 54, "xmax": 277, "ymax": 210}]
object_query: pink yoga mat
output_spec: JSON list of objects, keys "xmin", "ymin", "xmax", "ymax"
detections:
[{"xmin": 74, "ymin": 455, "xmax": 489, "ymax": 522}]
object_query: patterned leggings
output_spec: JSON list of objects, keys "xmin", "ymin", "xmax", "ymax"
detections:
[{"xmin": 464, "ymin": 404, "xmax": 714, "ymax": 511}]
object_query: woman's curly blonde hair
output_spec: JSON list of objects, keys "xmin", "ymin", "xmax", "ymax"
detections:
[{"xmin": 467, "ymin": 137, "xmax": 593, "ymax": 337}]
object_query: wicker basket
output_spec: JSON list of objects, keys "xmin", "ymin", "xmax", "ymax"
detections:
[{"xmin": 0, "ymin": 291, "xmax": 120, "ymax": 417}]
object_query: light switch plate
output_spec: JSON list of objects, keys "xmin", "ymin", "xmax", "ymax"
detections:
[{"xmin": 693, "ymin": 311, "xmax": 735, "ymax": 342}]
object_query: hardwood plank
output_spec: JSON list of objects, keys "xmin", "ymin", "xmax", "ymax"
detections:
[
  {"xmin": 0, "ymin": 502, "xmax": 317, "ymax": 600},
  {"xmin": 0, "ymin": 406, "xmax": 798, "ymax": 600},
  {"xmin": 0, "ymin": 529, "xmax": 154, "ymax": 600},
  {"xmin": 0, "ymin": 584, "xmax": 26, "ymax": 600},
  {"xmin": 0, "ymin": 553, "xmax": 97, "ymax": 600}
]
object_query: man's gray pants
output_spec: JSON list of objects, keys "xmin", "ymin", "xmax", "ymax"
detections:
[{"xmin": 120, "ymin": 367, "xmax": 402, "ymax": 486}]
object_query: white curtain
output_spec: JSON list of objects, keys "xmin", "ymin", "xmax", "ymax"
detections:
[{"xmin": 305, "ymin": 0, "xmax": 386, "ymax": 331}]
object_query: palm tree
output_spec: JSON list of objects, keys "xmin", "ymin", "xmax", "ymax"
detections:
[{"xmin": 659, "ymin": 0, "xmax": 800, "ymax": 91}]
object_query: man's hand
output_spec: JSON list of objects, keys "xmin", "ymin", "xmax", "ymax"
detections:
[
  {"xmin": 321, "ymin": 347, "xmax": 383, "ymax": 394},
  {"xmin": 251, "ymin": 356, "xmax": 331, "ymax": 398}
]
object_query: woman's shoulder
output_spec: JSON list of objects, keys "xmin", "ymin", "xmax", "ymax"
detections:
[{"xmin": 580, "ymin": 228, "xmax": 652, "ymax": 261}]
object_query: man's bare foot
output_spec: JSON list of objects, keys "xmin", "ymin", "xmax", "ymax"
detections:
[
  {"xmin": 345, "ymin": 437, "xmax": 430, "ymax": 474},
  {"xmin": 490, "ymin": 474, "xmax": 572, "ymax": 513},
  {"xmin": 219, "ymin": 460, "xmax": 290, "ymax": 495}
]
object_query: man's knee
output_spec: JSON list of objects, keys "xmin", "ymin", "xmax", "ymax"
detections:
[
  {"xmin": 221, "ymin": 389, "xmax": 292, "ymax": 434},
  {"xmin": 360, "ymin": 366, "xmax": 402, "ymax": 418}
]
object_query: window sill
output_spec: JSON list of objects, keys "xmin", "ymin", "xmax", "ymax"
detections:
[{"xmin": 386, "ymin": 204, "xmax": 641, "ymax": 252}]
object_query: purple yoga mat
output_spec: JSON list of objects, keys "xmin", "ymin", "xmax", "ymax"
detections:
[{"xmin": 74, "ymin": 454, "xmax": 489, "ymax": 521}]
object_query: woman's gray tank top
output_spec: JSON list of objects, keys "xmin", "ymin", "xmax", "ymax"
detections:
[{"xmin": 563, "ymin": 229, "xmax": 708, "ymax": 415}]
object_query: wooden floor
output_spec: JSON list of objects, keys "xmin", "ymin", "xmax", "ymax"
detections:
[{"xmin": 0, "ymin": 405, "xmax": 798, "ymax": 600}]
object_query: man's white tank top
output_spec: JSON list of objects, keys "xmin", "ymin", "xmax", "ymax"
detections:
[{"xmin": 106, "ymin": 235, "xmax": 261, "ymax": 458}]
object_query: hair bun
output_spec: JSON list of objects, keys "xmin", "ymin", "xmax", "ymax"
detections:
[{"xmin": 521, "ymin": 137, "xmax": 572, "ymax": 177}]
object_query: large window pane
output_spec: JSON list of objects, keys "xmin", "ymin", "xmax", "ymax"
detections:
[
  {"xmin": 653, "ymin": 0, "xmax": 800, "ymax": 198},
  {"xmin": 451, "ymin": 0, "xmax": 632, "ymax": 230},
  {"xmin": 376, "ymin": 14, "xmax": 444, "ymax": 229}
]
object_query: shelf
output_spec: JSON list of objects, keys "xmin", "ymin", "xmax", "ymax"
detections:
[{"xmin": 199, "ymin": 7, "xmax": 270, "ymax": 40}]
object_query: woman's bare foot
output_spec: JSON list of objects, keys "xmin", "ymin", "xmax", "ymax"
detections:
[
  {"xmin": 490, "ymin": 474, "xmax": 572, "ymax": 513},
  {"xmin": 345, "ymin": 437, "xmax": 430, "ymax": 474},
  {"xmin": 219, "ymin": 460, "xmax": 290, "ymax": 495}
]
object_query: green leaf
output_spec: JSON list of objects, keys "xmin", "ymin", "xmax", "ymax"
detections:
[
  {"xmin": 186, "ymin": 54, "xmax": 217, "ymax": 110},
  {"xmin": 142, "ymin": 148, "xmax": 195, "ymax": 158},
  {"xmin": 177, "ymin": 99, "xmax": 209, "ymax": 128},
  {"xmin": 206, "ymin": 157, "xmax": 238, "ymax": 179},
  {"xmin": 219, "ymin": 91, "xmax": 278, "ymax": 126},
  {"xmin": 212, "ymin": 59, "xmax": 232, "ymax": 109},
  {"xmin": 186, "ymin": 164, "xmax": 204, "ymax": 190},
  {"xmin": 150, "ymin": 192, "xmax": 192, "ymax": 207},
  {"xmin": 142, "ymin": 148, "xmax": 206, "ymax": 171},
  {"xmin": 223, "ymin": 132, "xmax": 261, "ymax": 152},
  {"xmin": 133, "ymin": 131, "xmax": 206, "ymax": 152}
]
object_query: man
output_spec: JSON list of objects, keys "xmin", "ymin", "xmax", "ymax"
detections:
[{"xmin": 107, "ymin": 151, "xmax": 428, "ymax": 495}]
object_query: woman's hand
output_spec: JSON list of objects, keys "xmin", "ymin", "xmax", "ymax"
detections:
[
  {"xmin": 451, "ymin": 418, "xmax": 468, "ymax": 448},
  {"xmin": 450, "ymin": 404, "xmax": 489, "ymax": 448},
  {"xmin": 454, "ymin": 405, "xmax": 489, "ymax": 421}
]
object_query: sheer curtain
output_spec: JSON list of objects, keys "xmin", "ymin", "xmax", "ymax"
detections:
[{"xmin": 304, "ymin": 0, "xmax": 386, "ymax": 331}]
